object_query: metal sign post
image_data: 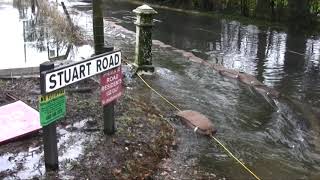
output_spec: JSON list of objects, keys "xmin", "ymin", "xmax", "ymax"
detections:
[{"xmin": 40, "ymin": 62, "xmax": 59, "ymax": 171}]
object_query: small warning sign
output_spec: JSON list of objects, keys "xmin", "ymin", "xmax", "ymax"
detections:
[
  {"xmin": 100, "ymin": 66, "xmax": 123, "ymax": 105},
  {"xmin": 39, "ymin": 89, "xmax": 66, "ymax": 126}
]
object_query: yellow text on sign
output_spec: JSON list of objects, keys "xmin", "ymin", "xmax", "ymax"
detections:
[{"xmin": 39, "ymin": 89, "xmax": 65, "ymax": 103}]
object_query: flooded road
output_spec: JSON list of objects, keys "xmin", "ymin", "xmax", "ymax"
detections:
[
  {"xmin": 103, "ymin": 1, "xmax": 320, "ymax": 108},
  {"xmin": 0, "ymin": 0, "xmax": 319, "ymax": 179},
  {"xmin": 0, "ymin": 1, "xmax": 48, "ymax": 69},
  {"xmin": 96, "ymin": 1, "xmax": 320, "ymax": 179},
  {"xmin": 0, "ymin": 0, "xmax": 85, "ymax": 72}
]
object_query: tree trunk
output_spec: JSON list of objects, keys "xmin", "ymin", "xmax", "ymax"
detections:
[
  {"xmin": 241, "ymin": 0, "xmax": 250, "ymax": 17},
  {"xmin": 256, "ymin": 0, "xmax": 272, "ymax": 20},
  {"xmin": 288, "ymin": 0, "xmax": 312, "ymax": 30}
]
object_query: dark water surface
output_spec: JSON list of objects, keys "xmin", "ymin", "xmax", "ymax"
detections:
[
  {"xmin": 99, "ymin": 1, "xmax": 320, "ymax": 179},
  {"xmin": 103, "ymin": 1, "xmax": 320, "ymax": 108}
]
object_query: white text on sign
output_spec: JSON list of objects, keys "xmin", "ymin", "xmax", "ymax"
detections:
[{"xmin": 101, "ymin": 67, "xmax": 123, "ymax": 105}]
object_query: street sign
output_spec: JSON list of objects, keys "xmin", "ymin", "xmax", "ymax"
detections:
[
  {"xmin": 39, "ymin": 89, "xmax": 66, "ymax": 126},
  {"xmin": 42, "ymin": 50, "xmax": 121, "ymax": 93},
  {"xmin": 100, "ymin": 66, "xmax": 123, "ymax": 105}
]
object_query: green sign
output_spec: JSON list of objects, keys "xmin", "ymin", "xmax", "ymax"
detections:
[{"xmin": 39, "ymin": 89, "xmax": 66, "ymax": 126}]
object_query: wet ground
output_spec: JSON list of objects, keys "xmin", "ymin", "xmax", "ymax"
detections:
[
  {"xmin": 1, "ymin": 0, "xmax": 320, "ymax": 179},
  {"xmin": 0, "ymin": 75, "xmax": 176, "ymax": 179}
]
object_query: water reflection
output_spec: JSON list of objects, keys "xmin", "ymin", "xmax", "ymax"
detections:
[
  {"xmin": 306, "ymin": 38, "xmax": 320, "ymax": 70},
  {"xmin": 0, "ymin": 0, "xmax": 71, "ymax": 70},
  {"xmin": 218, "ymin": 21, "xmax": 259, "ymax": 74},
  {"xmin": 157, "ymin": 8, "xmax": 320, "ymax": 107},
  {"xmin": 263, "ymin": 30, "xmax": 287, "ymax": 87},
  {"xmin": 102, "ymin": 1, "xmax": 320, "ymax": 107}
]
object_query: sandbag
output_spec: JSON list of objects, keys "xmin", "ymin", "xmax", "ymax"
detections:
[{"xmin": 177, "ymin": 110, "xmax": 217, "ymax": 136}]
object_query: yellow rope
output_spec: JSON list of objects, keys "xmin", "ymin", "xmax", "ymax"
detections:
[
  {"xmin": 210, "ymin": 135, "xmax": 261, "ymax": 180},
  {"xmin": 137, "ymin": 74, "xmax": 182, "ymax": 112},
  {"xmin": 135, "ymin": 67, "xmax": 261, "ymax": 180}
]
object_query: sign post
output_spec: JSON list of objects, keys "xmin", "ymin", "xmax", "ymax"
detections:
[
  {"xmin": 40, "ymin": 62, "xmax": 59, "ymax": 171},
  {"xmin": 39, "ymin": 50, "xmax": 121, "ymax": 171},
  {"xmin": 100, "ymin": 67, "xmax": 122, "ymax": 134},
  {"xmin": 93, "ymin": 0, "xmax": 117, "ymax": 135}
]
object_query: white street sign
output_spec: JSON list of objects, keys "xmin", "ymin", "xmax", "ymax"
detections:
[{"xmin": 42, "ymin": 50, "xmax": 121, "ymax": 93}]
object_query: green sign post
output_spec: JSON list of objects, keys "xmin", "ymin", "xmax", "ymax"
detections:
[{"xmin": 39, "ymin": 89, "xmax": 66, "ymax": 126}]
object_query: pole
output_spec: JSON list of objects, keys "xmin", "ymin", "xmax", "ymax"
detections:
[
  {"xmin": 93, "ymin": 0, "xmax": 115, "ymax": 135},
  {"xmin": 93, "ymin": 0, "xmax": 104, "ymax": 55},
  {"xmin": 40, "ymin": 62, "xmax": 59, "ymax": 171}
]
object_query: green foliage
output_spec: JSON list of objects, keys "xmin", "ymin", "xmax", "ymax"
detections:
[
  {"xmin": 310, "ymin": 0, "xmax": 320, "ymax": 14},
  {"xmin": 219, "ymin": 0, "xmax": 241, "ymax": 7},
  {"xmin": 146, "ymin": 0, "xmax": 319, "ymax": 23},
  {"xmin": 272, "ymin": 0, "xmax": 288, "ymax": 8},
  {"xmin": 191, "ymin": 0, "xmax": 198, "ymax": 6},
  {"xmin": 248, "ymin": 0, "xmax": 257, "ymax": 16}
]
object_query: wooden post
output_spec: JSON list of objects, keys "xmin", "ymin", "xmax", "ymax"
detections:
[
  {"xmin": 93, "ymin": 0, "xmax": 105, "ymax": 54},
  {"xmin": 40, "ymin": 62, "xmax": 59, "ymax": 171},
  {"xmin": 93, "ymin": 0, "xmax": 115, "ymax": 135}
]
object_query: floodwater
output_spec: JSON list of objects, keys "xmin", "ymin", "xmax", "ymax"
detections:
[
  {"xmin": 0, "ymin": 0, "xmax": 47, "ymax": 69},
  {"xmin": 0, "ymin": 0, "xmax": 91, "ymax": 72},
  {"xmin": 97, "ymin": 1, "xmax": 320, "ymax": 179},
  {"xmin": 102, "ymin": 1, "xmax": 320, "ymax": 108},
  {"xmin": 0, "ymin": 0, "xmax": 319, "ymax": 179},
  {"xmin": 0, "ymin": 118, "xmax": 97, "ymax": 179}
]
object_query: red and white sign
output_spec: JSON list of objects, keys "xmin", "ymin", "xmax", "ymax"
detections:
[
  {"xmin": 0, "ymin": 101, "xmax": 41, "ymax": 144},
  {"xmin": 100, "ymin": 66, "xmax": 123, "ymax": 105}
]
